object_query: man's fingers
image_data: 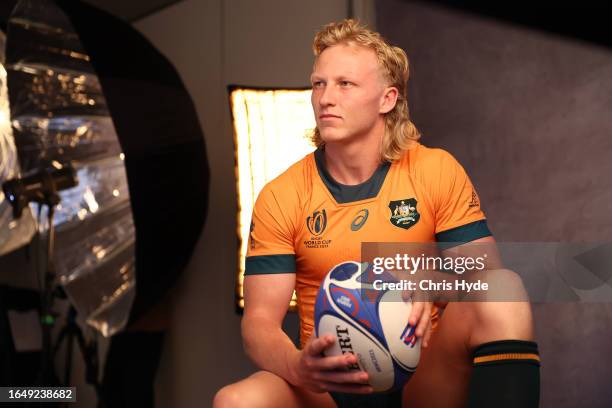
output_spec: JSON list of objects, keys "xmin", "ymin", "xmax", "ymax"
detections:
[
  {"xmin": 415, "ymin": 303, "xmax": 431, "ymax": 337},
  {"xmin": 315, "ymin": 369, "xmax": 369, "ymax": 385},
  {"xmin": 409, "ymin": 301, "xmax": 424, "ymax": 326},
  {"xmin": 307, "ymin": 335, "xmax": 334, "ymax": 356},
  {"xmin": 312, "ymin": 353, "xmax": 358, "ymax": 371}
]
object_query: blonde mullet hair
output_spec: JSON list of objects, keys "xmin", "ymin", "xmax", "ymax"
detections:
[{"xmin": 310, "ymin": 19, "xmax": 421, "ymax": 161}]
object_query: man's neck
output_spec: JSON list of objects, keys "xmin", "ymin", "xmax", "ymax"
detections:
[{"xmin": 322, "ymin": 130, "xmax": 383, "ymax": 186}]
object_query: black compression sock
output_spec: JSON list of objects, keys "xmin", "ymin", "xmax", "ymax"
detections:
[{"xmin": 467, "ymin": 340, "xmax": 540, "ymax": 408}]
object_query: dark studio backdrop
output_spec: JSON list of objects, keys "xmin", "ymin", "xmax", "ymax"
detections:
[{"xmin": 377, "ymin": 1, "xmax": 612, "ymax": 407}]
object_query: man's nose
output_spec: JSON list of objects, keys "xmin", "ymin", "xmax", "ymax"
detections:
[{"xmin": 319, "ymin": 84, "xmax": 336, "ymax": 106}]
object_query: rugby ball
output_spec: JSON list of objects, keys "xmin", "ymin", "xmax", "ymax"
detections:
[{"xmin": 314, "ymin": 261, "xmax": 421, "ymax": 392}]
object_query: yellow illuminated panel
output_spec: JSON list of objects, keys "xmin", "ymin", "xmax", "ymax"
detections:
[{"xmin": 230, "ymin": 87, "xmax": 315, "ymax": 310}]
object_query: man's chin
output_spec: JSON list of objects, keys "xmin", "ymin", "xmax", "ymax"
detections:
[{"xmin": 319, "ymin": 131, "xmax": 349, "ymax": 144}]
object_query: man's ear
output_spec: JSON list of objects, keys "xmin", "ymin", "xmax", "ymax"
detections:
[{"xmin": 380, "ymin": 86, "xmax": 399, "ymax": 114}]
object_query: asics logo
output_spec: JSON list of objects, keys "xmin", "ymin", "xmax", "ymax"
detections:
[{"xmin": 351, "ymin": 209, "xmax": 369, "ymax": 231}]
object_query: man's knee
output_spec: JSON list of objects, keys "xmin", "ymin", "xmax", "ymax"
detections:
[
  {"xmin": 213, "ymin": 383, "xmax": 244, "ymax": 408},
  {"xmin": 213, "ymin": 381, "xmax": 268, "ymax": 408},
  {"xmin": 213, "ymin": 372, "xmax": 295, "ymax": 408},
  {"xmin": 466, "ymin": 301, "xmax": 534, "ymax": 347},
  {"xmin": 486, "ymin": 268, "xmax": 529, "ymax": 301},
  {"xmin": 456, "ymin": 269, "xmax": 534, "ymax": 346}
]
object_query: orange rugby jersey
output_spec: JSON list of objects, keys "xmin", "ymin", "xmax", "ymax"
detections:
[{"xmin": 245, "ymin": 143, "xmax": 491, "ymax": 346}]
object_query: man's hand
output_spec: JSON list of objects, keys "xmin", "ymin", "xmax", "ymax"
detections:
[
  {"xmin": 288, "ymin": 335, "xmax": 373, "ymax": 394},
  {"xmin": 407, "ymin": 301, "xmax": 433, "ymax": 348},
  {"xmin": 400, "ymin": 267, "xmax": 460, "ymax": 348},
  {"xmin": 399, "ymin": 277, "xmax": 434, "ymax": 348}
]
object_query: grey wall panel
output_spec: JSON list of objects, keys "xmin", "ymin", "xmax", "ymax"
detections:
[
  {"xmin": 134, "ymin": 1, "xmax": 348, "ymax": 406},
  {"xmin": 377, "ymin": 1, "xmax": 612, "ymax": 406},
  {"xmin": 224, "ymin": 0, "xmax": 347, "ymax": 87},
  {"xmin": 136, "ymin": 2, "xmax": 230, "ymax": 407}
]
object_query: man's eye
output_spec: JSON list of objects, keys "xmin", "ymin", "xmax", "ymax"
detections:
[
  {"xmin": 312, "ymin": 81, "xmax": 324, "ymax": 88},
  {"xmin": 340, "ymin": 81, "xmax": 353, "ymax": 87}
]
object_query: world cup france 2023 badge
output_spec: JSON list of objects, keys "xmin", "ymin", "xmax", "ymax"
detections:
[
  {"xmin": 304, "ymin": 209, "xmax": 332, "ymax": 249},
  {"xmin": 307, "ymin": 209, "xmax": 327, "ymax": 236},
  {"xmin": 389, "ymin": 198, "xmax": 420, "ymax": 230}
]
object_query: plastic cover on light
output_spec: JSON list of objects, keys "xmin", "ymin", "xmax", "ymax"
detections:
[
  {"xmin": 4, "ymin": 0, "xmax": 135, "ymax": 336},
  {"xmin": 0, "ymin": 30, "xmax": 36, "ymax": 257}
]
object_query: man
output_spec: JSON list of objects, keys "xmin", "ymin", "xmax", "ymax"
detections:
[{"xmin": 214, "ymin": 20, "xmax": 540, "ymax": 407}]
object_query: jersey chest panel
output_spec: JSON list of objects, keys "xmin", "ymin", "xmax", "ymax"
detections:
[{"xmin": 294, "ymin": 168, "xmax": 436, "ymax": 286}]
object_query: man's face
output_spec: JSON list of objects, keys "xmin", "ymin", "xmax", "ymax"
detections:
[{"xmin": 311, "ymin": 44, "xmax": 389, "ymax": 145}]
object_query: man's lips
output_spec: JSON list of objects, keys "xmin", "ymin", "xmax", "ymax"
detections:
[{"xmin": 319, "ymin": 114, "xmax": 341, "ymax": 119}]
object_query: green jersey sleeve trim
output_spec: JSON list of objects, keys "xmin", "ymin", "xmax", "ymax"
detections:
[
  {"xmin": 245, "ymin": 254, "xmax": 297, "ymax": 275},
  {"xmin": 435, "ymin": 219, "xmax": 492, "ymax": 248}
]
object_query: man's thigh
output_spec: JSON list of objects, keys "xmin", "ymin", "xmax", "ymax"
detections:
[
  {"xmin": 213, "ymin": 370, "xmax": 336, "ymax": 408},
  {"xmin": 403, "ymin": 303, "xmax": 474, "ymax": 408}
]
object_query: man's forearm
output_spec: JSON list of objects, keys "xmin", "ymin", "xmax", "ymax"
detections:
[{"xmin": 241, "ymin": 316, "xmax": 300, "ymax": 384}]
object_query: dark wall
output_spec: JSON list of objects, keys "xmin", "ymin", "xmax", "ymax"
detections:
[{"xmin": 377, "ymin": 1, "xmax": 612, "ymax": 407}]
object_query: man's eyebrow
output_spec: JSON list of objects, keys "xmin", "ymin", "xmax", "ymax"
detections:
[{"xmin": 310, "ymin": 74, "xmax": 356, "ymax": 82}]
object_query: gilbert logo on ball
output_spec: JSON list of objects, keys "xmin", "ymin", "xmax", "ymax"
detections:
[{"xmin": 314, "ymin": 261, "xmax": 421, "ymax": 392}]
